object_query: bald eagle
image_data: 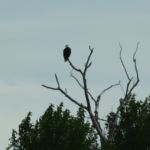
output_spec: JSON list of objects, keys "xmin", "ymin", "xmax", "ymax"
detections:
[{"xmin": 63, "ymin": 45, "xmax": 71, "ymax": 62}]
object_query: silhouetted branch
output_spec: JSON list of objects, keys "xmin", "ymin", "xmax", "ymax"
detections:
[
  {"xmin": 84, "ymin": 46, "xmax": 93, "ymax": 75},
  {"xmin": 112, "ymin": 43, "xmax": 140, "ymax": 140},
  {"xmin": 82, "ymin": 54, "xmax": 92, "ymax": 110},
  {"xmin": 94, "ymin": 81, "xmax": 120, "ymax": 122},
  {"xmin": 68, "ymin": 59, "xmax": 83, "ymax": 74},
  {"xmin": 42, "ymin": 84, "xmax": 58, "ymax": 90},
  {"xmin": 119, "ymin": 43, "xmax": 131, "ymax": 81},
  {"xmin": 55, "ymin": 74, "xmax": 60, "ymax": 88},
  {"xmin": 70, "ymin": 71, "xmax": 96, "ymax": 102},
  {"xmin": 42, "ymin": 74, "xmax": 87, "ymax": 110},
  {"xmin": 131, "ymin": 42, "xmax": 140, "ymax": 90},
  {"xmin": 87, "ymin": 90, "xmax": 96, "ymax": 102},
  {"xmin": 68, "ymin": 46, "xmax": 107, "ymax": 143},
  {"xmin": 119, "ymin": 81, "xmax": 125, "ymax": 96},
  {"xmin": 70, "ymin": 71, "xmax": 83, "ymax": 89},
  {"xmin": 97, "ymin": 81, "xmax": 120, "ymax": 102}
]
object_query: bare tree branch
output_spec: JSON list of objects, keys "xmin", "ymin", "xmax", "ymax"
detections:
[
  {"xmin": 119, "ymin": 43, "xmax": 131, "ymax": 81},
  {"xmin": 58, "ymin": 88, "xmax": 87, "ymax": 110},
  {"xmin": 67, "ymin": 46, "xmax": 108, "ymax": 142},
  {"xmin": 119, "ymin": 81, "xmax": 126, "ymax": 96},
  {"xmin": 87, "ymin": 90, "xmax": 96, "ymax": 103},
  {"xmin": 127, "ymin": 42, "xmax": 140, "ymax": 96},
  {"xmin": 70, "ymin": 71, "xmax": 96, "ymax": 102},
  {"xmin": 70, "ymin": 71, "xmax": 83, "ymax": 89},
  {"xmin": 112, "ymin": 43, "xmax": 140, "ymax": 140},
  {"xmin": 42, "ymin": 74, "xmax": 87, "ymax": 110},
  {"xmin": 55, "ymin": 74, "xmax": 60, "ymax": 88},
  {"xmin": 88, "ymin": 110, "xmax": 107, "ymax": 143},
  {"xmin": 42, "ymin": 84, "xmax": 58, "ymax": 90},
  {"xmin": 83, "ymin": 46, "xmax": 93, "ymax": 75},
  {"xmin": 133, "ymin": 42, "xmax": 139, "ymax": 61},
  {"xmin": 87, "ymin": 62, "xmax": 92, "ymax": 69},
  {"xmin": 94, "ymin": 81, "xmax": 120, "ymax": 123},
  {"xmin": 68, "ymin": 59, "xmax": 83, "ymax": 75},
  {"xmin": 97, "ymin": 81, "xmax": 120, "ymax": 102},
  {"xmin": 133, "ymin": 42, "xmax": 140, "ymax": 81},
  {"xmin": 82, "ymin": 65, "xmax": 92, "ymax": 110}
]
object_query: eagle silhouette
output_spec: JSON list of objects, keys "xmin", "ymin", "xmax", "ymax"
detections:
[{"xmin": 63, "ymin": 45, "xmax": 71, "ymax": 62}]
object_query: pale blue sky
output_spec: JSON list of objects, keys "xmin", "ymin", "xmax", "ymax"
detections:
[{"xmin": 0, "ymin": 1, "xmax": 150, "ymax": 149}]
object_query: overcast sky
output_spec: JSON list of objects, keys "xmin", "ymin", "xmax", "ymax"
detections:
[{"xmin": 0, "ymin": 1, "xmax": 150, "ymax": 149}]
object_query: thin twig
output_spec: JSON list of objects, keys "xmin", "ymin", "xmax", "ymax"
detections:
[
  {"xmin": 119, "ymin": 43, "xmax": 131, "ymax": 81},
  {"xmin": 83, "ymin": 46, "xmax": 93, "ymax": 75},
  {"xmin": 113, "ymin": 43, "xmax": 140, "ymax": 139},
  {"xmin": 119, "ymin": 81, "xmax": 125, "ymax": 96},
  {"xmin": 94, "ymin": 82, "xmax": 120, "ymax": 122},
  {"xmin": 42, "ymin": 74, "xmax": 87, "ymax": 110},
  {"xmin": 133, "ymin": 42, "xmax": 139, "ymax": 61},
  {"xmin": 128, "ymin": 42, "xmax": 140, "ymax": 95},
  {"xmin": 70, "ymin": 71, "xmax": 96, "ymax": 102},
  {"xmin": 55, "ymin": 74, "xmax": 60, "ymax": 88},
  {"xmin": 133, "ymin": 42, "xmax": 140, "ymax": 82},
  {"xmin": 70, "ymin": 71, "xmax": 83, "ymax": 89},
  {"xmin": 42, "ymin": 84, "xmax": 58, "ymax": 90},
  {"xmin": 97, "ymin": 81, "xmax": 120, "ymax": 102}
]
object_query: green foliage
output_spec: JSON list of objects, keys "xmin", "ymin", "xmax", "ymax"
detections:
[
  {"xmin": 104, "ymin": 95, "xmax": 150, "ymax": 150},
  {"xmin": 6, "ymin": 129, "xmax": 18, "ymax": 150},
  {"xmin": 7, "ymin": 103, "xmax": 99, "ymax": 150}
]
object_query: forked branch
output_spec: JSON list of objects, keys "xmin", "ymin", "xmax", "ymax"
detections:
[
  {"xmin": 84, "ymin": 46, "xmax": 93, "ymax": 75},
  {"xmin": 42, "ymin": 74, "xmax": 87, "ymax": 110},
  {"xmin": 94, "ymin": 81, "xmax": 120, "ymax": 121},
  {"xmin": 114, "ymin": 42, "xmax": 140, "ymax": 127},
  {"xmin": 119, "ymin": 43, "xmax": 131, "ymax": 81},
  {"xmin": 70, "ymin": 71, "xmax": 96, "ymax": 102}
]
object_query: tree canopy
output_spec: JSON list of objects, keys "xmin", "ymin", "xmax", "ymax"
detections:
[
  {"xmin": 7, "ymin": 103, "xmax": 99, "ymax": 150},
  {"xmin": 103, "ymin": 95, "xmax": 150, "ymax": 150}
]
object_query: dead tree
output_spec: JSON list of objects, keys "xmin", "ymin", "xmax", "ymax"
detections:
[{"xmin": 42, "ymin": 43, "xmax": 140, "ymax": 146}]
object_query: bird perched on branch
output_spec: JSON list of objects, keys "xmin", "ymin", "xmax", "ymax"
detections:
[{"xmin": 63, "ymin": 45, "xmax": 71, "ymax": 62}]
